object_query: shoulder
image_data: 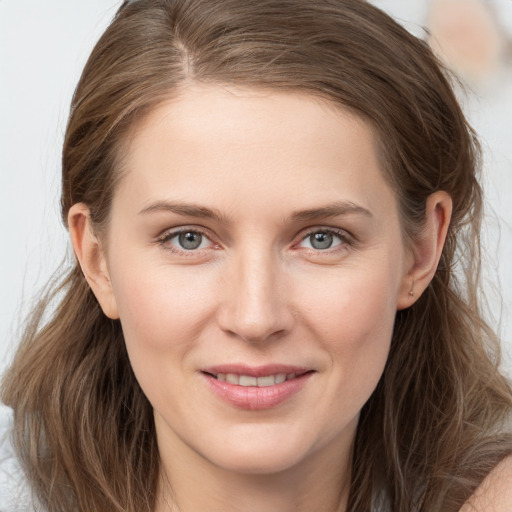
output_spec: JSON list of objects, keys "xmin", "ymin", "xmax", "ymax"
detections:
[
  {"xmin": 459, "ymin": 455, "xmax": 512, "ymax": 512},
  {"xmin": 0, "ymin": 404, "xmax": 42, "ymax": 512}
]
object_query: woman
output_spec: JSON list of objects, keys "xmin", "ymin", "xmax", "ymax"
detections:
[{"xmin": 2, "ymin": 0, "xmax": 512, "ymax": 510}]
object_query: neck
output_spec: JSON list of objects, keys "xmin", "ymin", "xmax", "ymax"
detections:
[{"xmin": 154, "ymin": 425, "xmax": 354, "ymax": 512}]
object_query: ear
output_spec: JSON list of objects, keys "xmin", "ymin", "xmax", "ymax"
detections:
[
  {"xmin": 397, "ymin": 191, "xmax": 453, "ymax": 310},
  {"xmin": 68, "ymin": 203, "xmax": 120, "ymax": 319}
]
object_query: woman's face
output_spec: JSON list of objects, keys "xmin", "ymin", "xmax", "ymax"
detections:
[{"xmin": 103, "ymin": 85, "xmax": 412, "ymax": 475}]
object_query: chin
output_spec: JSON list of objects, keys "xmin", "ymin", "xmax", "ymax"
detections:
[
  {"xmin": 197, "ymin": 425, "xmax": 326, "ymax": 476},
  {"xmin": 210, "ymin": 445, "xmax": 308, "ymax": 475}
]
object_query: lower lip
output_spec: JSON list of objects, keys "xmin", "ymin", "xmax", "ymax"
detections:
[{"xmin": 203, "ymin": 372, "xmax": 313, "ymax": 410}]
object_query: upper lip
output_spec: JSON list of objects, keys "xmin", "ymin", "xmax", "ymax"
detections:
[{"xmin": 201, "ymin": 364, "xmax": 312, "ymax": 377}]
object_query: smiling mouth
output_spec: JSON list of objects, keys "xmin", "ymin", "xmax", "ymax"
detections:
[
  {"xmin": 202, "ymin": 368, "xmax": 315, "ymax": 409},
  {"xmin": 203, "ymin": 371, "xmax": 312, "ymax": 387}
]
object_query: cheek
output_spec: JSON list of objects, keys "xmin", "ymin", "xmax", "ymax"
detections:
[
  {"xmin": 110, "ymin": 260, "xmax": 219, "ymax": 353},
  {"xmin": 299, "ymin": 263, "xmax": 398, "ymax": 338},
  {"xmin": 109, "ymin": 263, "xmax": 223, "ymax": 412},
  {"xmin": 295, "ymin": 262, "xmax": 400, "ymax": 383}
]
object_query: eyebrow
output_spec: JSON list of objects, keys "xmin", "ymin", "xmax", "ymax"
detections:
[
  {"xmin": 289, "ymin": 201, "xmax": 373, "ymax": 222},
  {"xmin": 138, "ymin": 200, "xmax": 228, "ymax": 222},
  {"xmin": 138, "ymin": 199, "xmax": 372, "ymax": 223}
]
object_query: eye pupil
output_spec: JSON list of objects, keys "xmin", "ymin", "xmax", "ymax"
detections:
[
  {"xmin": 310, "ymin": 232, "xmax": 333, "ymax": 250},
  {"xmin": 179, "ymin": 232, "xmax": 203, "ymax": 250}
]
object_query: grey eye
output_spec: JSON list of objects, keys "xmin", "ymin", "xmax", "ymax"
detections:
[
  {"xmin": 298, "ymin": 230, "xmax": 344, "ymax": 251},
  {"xmin": 309, "ymin": 232, "xmax": 334, "ymax": 250},
  {"xmin": 178, "ymin": 231, "xmax": 204, "ymax": 250}
]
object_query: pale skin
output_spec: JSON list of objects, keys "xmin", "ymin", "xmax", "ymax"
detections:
[{"xmin": 68, "ymin": 85, "xmax": 510, "ymax": 511}]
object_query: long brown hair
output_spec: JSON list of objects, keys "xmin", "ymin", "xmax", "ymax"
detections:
[{"xmin": 3, "ymin": 1, "xmax": 512, "ymax": 511}]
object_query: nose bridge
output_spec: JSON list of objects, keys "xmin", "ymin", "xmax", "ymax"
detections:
[{"xmin": 219, "ymin": 243, "xmax": 291, "ymax": 343}]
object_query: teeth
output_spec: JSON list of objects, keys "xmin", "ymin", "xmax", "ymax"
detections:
[
  {"xmin": 217, "ymin": 372, "xmax": 300, "ymax": 387},
  {"xmin": 239, "ymin": 375, "xmax": 257, "ymax": 386},
  {"xmin": 257, "ymin": 375, "xmax": 275, "ymax": 387},
  {"xmin": 226, "ymin": 374, "xmax": 239, "ymax": 384},
  {"xmin": 275, "ymin": 373, "xmax": 286, "ymax": 384}
]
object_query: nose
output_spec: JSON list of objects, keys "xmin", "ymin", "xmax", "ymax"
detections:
[{"xmin": 217, "ymin": 248, "xmax": 294, "ymax": 344}]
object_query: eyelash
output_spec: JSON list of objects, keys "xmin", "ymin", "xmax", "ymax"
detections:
[
  {"xmin": 156, "ymin": 228, "xmax": 217, "ymax": 255},
  {"xmin": 156, "ymin": 226, "xmax": 353, "ymax": 255},
  {"xmin": 296, "ymin": 227, "xmax": 352, "ymax": 253}
]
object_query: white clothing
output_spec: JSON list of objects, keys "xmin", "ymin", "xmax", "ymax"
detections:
[{"xmin": 0, "ymin": 405, "xmax": 38, "ymax": 512}]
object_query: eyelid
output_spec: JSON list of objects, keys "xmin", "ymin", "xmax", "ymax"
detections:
[
  {"xmin": 297, "ymin": 226, "xmax": 352, "ymax": 243},
  {"xmin": 156, "ymin": 226, "xmax": 219, "ymax": 253},
  {"xmin": 155, "ymin": 224, "xmax": 354, "ymax": 255}
]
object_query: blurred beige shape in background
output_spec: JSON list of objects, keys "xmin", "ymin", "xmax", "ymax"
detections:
[{"xmin": 427, "ymin": 0, "xmax": 505, "ymax": 87}]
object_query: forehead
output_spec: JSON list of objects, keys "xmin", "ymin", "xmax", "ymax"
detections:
[{"xmin": 114, "ymin": 84, "xmax": 398, "ymax": 222}]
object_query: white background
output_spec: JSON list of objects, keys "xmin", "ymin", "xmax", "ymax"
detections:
[{"xmin": 1, "ymin": 1, "xmax": 511, "ymax": 375}]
